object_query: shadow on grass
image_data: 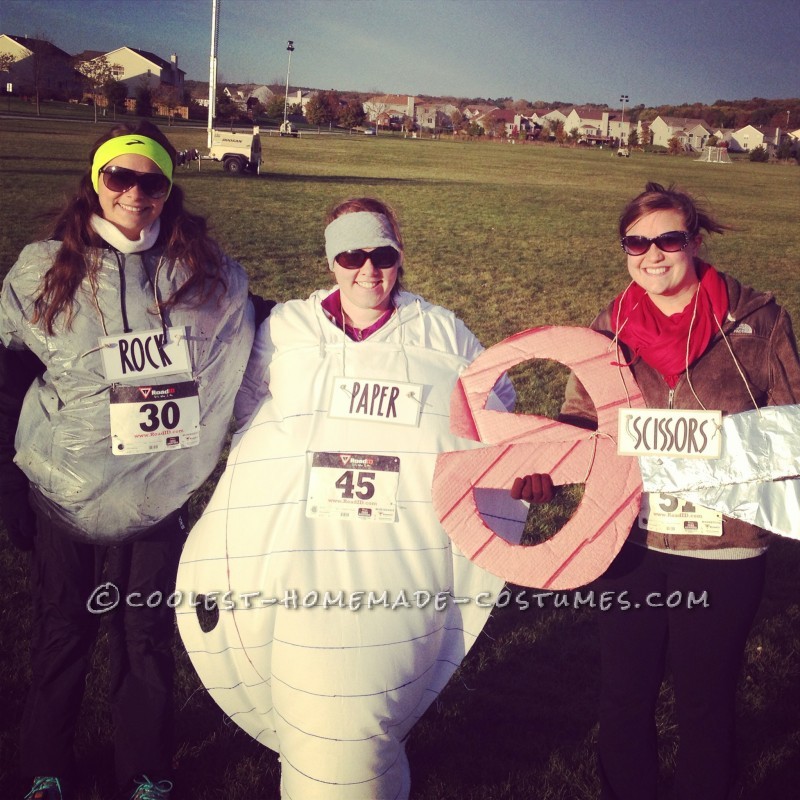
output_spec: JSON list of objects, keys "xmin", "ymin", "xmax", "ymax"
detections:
[{"xmin": 256, "ymin": 173, "xmax": 457, "ymax": 187}]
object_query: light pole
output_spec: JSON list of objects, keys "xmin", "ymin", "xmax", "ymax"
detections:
[
  {"xmin": 207, "ymin": 0, "xmax": 220, "ymax": 147},
  {"xmin": 282, "ymin": 40, "xmax": 294, "ymax": 131},
  {"xmin": 620, "ymin": 94, "xmax": 629, "ymax": 144}
]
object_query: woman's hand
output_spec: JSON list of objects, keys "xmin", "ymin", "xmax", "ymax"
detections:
[{"xmin": 510, "ymin": 473, "xmax": 555, "ymax": 503}]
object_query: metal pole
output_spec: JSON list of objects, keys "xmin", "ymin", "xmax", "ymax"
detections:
[
  {"xmin": 620, "ymin": 94, "xmax": 629, "ymax": 144},
  {"xmin": 207, "ymin": 0, "xmax": 220, "ymax": 148},
  {"xmin": 283, "ymin": 41, "xmax": 294, "ymax": 130}
]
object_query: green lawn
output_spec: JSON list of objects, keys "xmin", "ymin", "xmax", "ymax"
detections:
[{"xmin": 1, "ymin": 116, "xmax": 799, "ymax": 799}]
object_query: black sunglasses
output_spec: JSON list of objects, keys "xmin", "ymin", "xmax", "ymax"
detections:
[
  {"xmin": 620, "ymin": 230, "xmax": 691, "ymax": 257},
  {"xmin": 99, "ymin": 166, "xmax": 171, "ymax": 199},
  {"xmin": 334, "ymin": 246, "xmax": 399, "ymax": 269}
]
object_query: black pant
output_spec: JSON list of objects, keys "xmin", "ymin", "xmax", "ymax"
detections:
[
  {"xmin": 20, "ymin": 506, "xmax": 186, "ymax": 789},
  {"xmin": 596, "ymin": 542, "xmax": 766, "ymax": 800}
]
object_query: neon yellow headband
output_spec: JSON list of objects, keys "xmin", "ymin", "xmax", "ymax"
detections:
[{"xmin": 91, "ymin": 135, "xmax": 174, "ymax": 194}]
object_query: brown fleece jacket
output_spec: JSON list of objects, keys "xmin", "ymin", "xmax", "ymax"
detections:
[{"xmin": 560, "ymin": 271, "xmax": 800, "ymax": 552}]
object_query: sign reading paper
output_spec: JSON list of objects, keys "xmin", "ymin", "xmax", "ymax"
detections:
[
  {"xmin": 329, "ymin": 378, "xmax": 423, "ymax": 427},
  {"xmin": 618, "ymin": 408, "xmax": 722, "ymax": 458}
]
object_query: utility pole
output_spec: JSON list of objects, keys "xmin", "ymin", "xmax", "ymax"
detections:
[
  {"xmin": 282, "ymin": 41, "xmax": 294, "ymax": 132},
  {"xmin": 207, "ymin": 0, "xmax": 220, "ymax": 147},
  {"xmin": 620, "ymin": 94, "xmax": 629, "ymax": 144}
]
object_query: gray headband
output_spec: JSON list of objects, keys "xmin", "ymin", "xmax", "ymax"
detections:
[{"xmin": 324, "ymin": 212, "xmax": 402, "ymax": 270}]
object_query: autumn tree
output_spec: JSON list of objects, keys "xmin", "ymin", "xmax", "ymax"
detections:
[
  {"xmin": 154, "ymin": 84, "xmax": 182, "ymax": 125},
  {"xmin": 104, "ymin": 79, "xmax": 128, "ymax": 119},
  {"xmin": 77, "ymin": 55, "xmax": 117, "ymax": 123},
  {"xmin": 215, "ymin": 90, "xmax": 240, "ymax": 129},
  {"xmin": 305, "ymin": 91, "xmax": 338, "ymax": 129},
  {"xmin": 136, "ymin": 83, "xmax": 154, "ymax": 118},
  {"xmin": 23, "ymin": 34, "xmax": 60, "ymax": 116},
  {"xmin": 265, "ymin": 94, "xmax": 285, "ymax": 120},
  {"xmin": 0, "ymin": 53, "xmax": 16, "ymax": 76},
  {"xmin": 450, "ymin": 108, "xmax": 465, "ymax": 134},
  {"xmin": 338, "ymin": 97, "xmax": 366, "ymax": 130}
]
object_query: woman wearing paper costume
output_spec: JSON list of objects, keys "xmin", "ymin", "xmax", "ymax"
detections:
[
  {"xmin": 0, "ymin": 121, "xmax": 253, "ymax": 800},
  {"xmin": 177, "ymin": 198, "xmax": 515, "ymax": 798},
  {"xmin": 515, "ymin": 183, "xmax": 800, "ymax": 800}
]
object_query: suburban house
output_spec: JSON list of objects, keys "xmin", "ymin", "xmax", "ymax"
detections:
[
  {"xmin": 247, "ymin": 84, "xmax": 274, "ymax": 107},
  {"xmin": 535, "ymin": 108, "xmax": 569, "ymax": 128},
  {"xmin": 513, "ymin": 113, "xmax": 542, "ymax": 138},
  {"xmin": 463, "ymin": 103, "xmax": 498, "ymax": 120},
  {"xmin": 476, "ymin": 107, "xmax": 517, "ymax": 136},
  {"xmin": 563, "ymin": 106, "xmax": 631, "ymax": 144},
  {"xmin": 711, "ymin": 127, "xmax": 735, "ymax": 145},
  {"xmin": 728, "ymin": 124, "xmax": 783, "ymax": 153},
  {"xmin": 284, "ymin": 88, "xmax": 312, "ymax": 114},
  {"xmin": 78, "ymin": 46, "xmax": 184, "ymax": 97},
  {"xmin": 648, "ymin": 116, "xmax": 712, "ymax": 151},
  {"xmin": 415, "ymin": 101, "xmax": 458, "ymax": 131},
  {"xmin": 0, "ymin": 33, "xmax": 82, "ymax": 98},
  {"xmin": 363, "ymin": 94, "xmax": 416, "ymax": 128}
]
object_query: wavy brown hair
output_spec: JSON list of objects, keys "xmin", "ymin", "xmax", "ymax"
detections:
[
  {"xmin": 34, "ymin": 120, "xmax": 227, "ymax": 334},
  {"xmin": 325, "ymin": 197, "xmax": 405, "ymax": 298},
  {"xmin": 618, "ymin": 182, "xmax": 730, "ymax": 239}
]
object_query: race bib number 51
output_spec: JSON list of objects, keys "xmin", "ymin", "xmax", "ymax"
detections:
[{"xmin": 110, "ymin": 381, "xmax": 200, "ymax": 455}]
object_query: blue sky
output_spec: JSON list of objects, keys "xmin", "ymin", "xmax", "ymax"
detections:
[{"xmin": 3, "ymin": 0, "xmax": 798, "ymax": 107}]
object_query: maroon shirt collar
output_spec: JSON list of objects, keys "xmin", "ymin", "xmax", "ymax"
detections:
[{"xmin": 321, "ymin": 289, "xmax": 394, "ymax": 341}]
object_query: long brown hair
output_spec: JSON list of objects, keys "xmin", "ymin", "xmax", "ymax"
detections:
[
  {"xmin": 34, "ymin": 120, "xmax": 227, "ymax": 334},
  {"xmin": 324, "ymin": 197, "xmax": 405, "ymax": 297}
]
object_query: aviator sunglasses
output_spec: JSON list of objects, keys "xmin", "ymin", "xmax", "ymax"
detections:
[
  {"xmin": 99, "ymin": 165, "xmax": 171, "ymax": 199},
  {"xmin": 620, "ymin": 230, "xmax": 691, "ymax": 257},
  {"xmin": 334, "ymin": 245, "xmax": 399, "ymax": 269}
]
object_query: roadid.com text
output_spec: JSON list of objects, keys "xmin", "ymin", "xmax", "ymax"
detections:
[{"xmin": 86, "ymin": 582, "xmax": 709, "ymax": 614}]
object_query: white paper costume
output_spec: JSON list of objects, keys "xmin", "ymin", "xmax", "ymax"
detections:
[{"xmin": 177, "ymin": 288, "xmax": 515, "ymax": 798}]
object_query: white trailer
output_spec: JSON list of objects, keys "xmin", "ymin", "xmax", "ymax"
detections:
[{"xmin": 207, "ymin": 128, "xmax": 262, "ymax": 174}]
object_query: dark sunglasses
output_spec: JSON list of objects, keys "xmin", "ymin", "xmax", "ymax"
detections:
[
  {"xmin": 620, "ymin": 230, "xmax": 691, "ymax": 256},
  {"xmin": 99, "ymin": 166, "xmax": 171, "ymax": 199},
  {"xmin": 334, "ymin": 246, "xmax": 399, "ymax": 269}
]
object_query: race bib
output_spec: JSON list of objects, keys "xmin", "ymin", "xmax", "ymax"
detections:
[
  {"xmin": 306, "ymin": 452, "xmax": 400, "ymax": 523},
  {"xmin": 329, "ymin": 377, "xmax": 423, "ymax": 427},
  {"xmin": 100, "ymin": 326, "xmax": 191, "ymax": 381},
  {"xmin": 639, "ymin": 492, "xmax": 723, "ymax": 536},
  {"xmin": 110, "ymin": 381, "xmax": 200, "ymax": 455}
]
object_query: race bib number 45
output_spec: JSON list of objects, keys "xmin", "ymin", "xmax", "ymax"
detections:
[
  {"xmin": 306, "ymin": 452, "xmax": 400, "ymax": 523},
  {"xmin": 110, "ymin": 381, "xmax": 200, "ymax": 456}
]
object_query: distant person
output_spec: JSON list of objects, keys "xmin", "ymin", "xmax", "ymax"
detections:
[
  {"xmin": 0, "ymin": 120, "xmax": 255, "ymax": 800},
  {"xmin": 512, "ymin": 182, "xmax": 800, "ymax": 799},
  {"xmin": 176, "ymin": 197, "xmax": 515, "ymax": 799}
]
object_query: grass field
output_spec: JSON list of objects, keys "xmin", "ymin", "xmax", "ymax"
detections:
[{"xmin": 1, "ymin": 116, "xmax": 799, "ymax": 799}]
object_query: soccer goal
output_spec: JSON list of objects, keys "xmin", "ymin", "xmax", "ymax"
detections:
[{"xmin": 696, "ymin": 146, "xmax": 732, "ymax": 163}]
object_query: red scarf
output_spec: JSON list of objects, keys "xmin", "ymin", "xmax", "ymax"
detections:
[{"xmin": 611, "ymin": 262, "xmax": 729, "ymax": 387}]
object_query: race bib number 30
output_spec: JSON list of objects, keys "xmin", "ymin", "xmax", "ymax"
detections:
[
  {"xmin": 110, "ymin": 381, "xmax": 200, "ymax": 456},
  {"xmin": 306, "ymin": 452, "xmax": 400, "ymax": 523}
]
